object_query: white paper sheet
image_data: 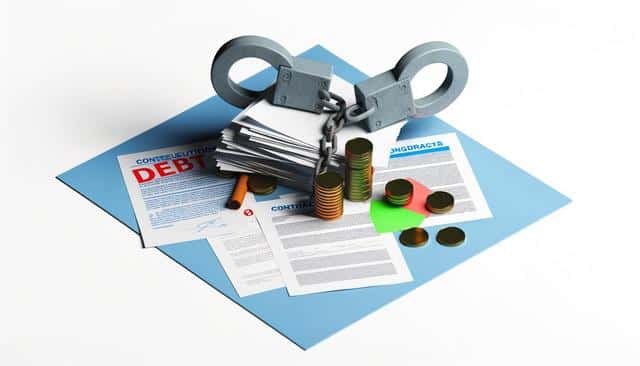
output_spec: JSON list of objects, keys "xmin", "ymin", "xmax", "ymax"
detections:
[
  {"xmin": 237, "ymin": 76, "xmax": 407, "ymax": 168},
  {"xmin": 207, "ymin": 210, "xmax": 283, "ymax": 297},
  {"xmin": 118, "ymin": 140, "xmax": 241, "ymax": 247},
  {"xmin": 254, "ymin": 197, "xmax": 413, "ymax": 296},
  {"xmin": 372, "ymin": 132, "xmax": 493, "ymax": 227},
  {"xmin": 117, "ymin": 141, "xmax": 285, "ymax": 296}
]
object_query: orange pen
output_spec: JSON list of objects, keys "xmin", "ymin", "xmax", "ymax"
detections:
[{"xmin": 226, "ymin": 174, "xmax": 248, "ymax": 209}]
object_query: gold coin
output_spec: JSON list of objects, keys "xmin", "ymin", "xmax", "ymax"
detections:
[
  {"xmin": 313, "ymin": 183, "xmax": 342, "ymax": 193},
  {"xmin": 347, "ymin": 163, "xmax": 370, "ymax": 169},
  {"xmin": 315, "ymin": 195, "xmax": 342, "ymax": 200},
  {"xmin": 385, "ymin": 179, "xmax": 413, "ymax": 196},
  {"xmin": 314, "ymin": 190, "xmax": 343, "ymax": 198},
  {"xmin": 314, "ymin": 172, "xmax": 344, "ymax": 220},
  {"xmin": 315, "ymin": 197, "xmax": 342, "ymax": 202},
  {"xmin": 346, "ymin": 172, "xmax": 371, "ymax": 179},
  {"xmin": 347, "ymin": 192, "xmax": 371, "ymax": 198},
  {"xmin": 315, "ymin": 202, "xmax": 342, "ymax": 208},
  {"xmin": 314, "ymin": 184, "xmax": 342, "ymax": 192},
  {"xmin": 346, "ymin": 188, "xmax": 371, "ymax": 194},
  {"xmin": 346, "ymin": 138, "xmax": 373, "ymax": 156},
  {"xmin": 346, "ymin": 185, "xmax": 371, "ymax": 192},
  {"xmin": 426, "ymin": 191, "xmax": 454, "ymax": 214},
  {"xmin": 315, "ymin": 203, "xmax": 343, "ymax": 210},
  {"xmin": 387, "ymin": 194, "xmax": 411, "ymax": 200},
  {"xmin": 348, "ymin": 155, "xmax": 371, "ymax": 159},
  {"xmin": 385, "ymin": 179, "xmax": 413, "ymax": 206},
  {"xmin": 315, "ymin": 172, "xmax": 343, "ymax": 190},
  {"xmin": 387, "ymin": 198, "xmax": 410, "ymax": 206},
  {"xmin": 346, "ymin": 181, "xmax": 370, "ymax": 187},
  {"xmin": 344, "ymin": 138, "xmax": 373, "ymax": 202},
  {"xmin": 436, "ymin": 227, "xmax": 465, "ymax": 247},
  {"xmin": 347, "ymin": 185, "xmax": 370, "ymax": 190},
  {"xmin": 316, "ymin": 213, "xmax": 342, "ymax": 220},
  {"xmin": 348, "ymin": 196, "xmax": 370, "ymax": 202},
  {"xmin": 253, "ymin": 185, "xmax": 276, "ymax": 195},
  {"xmin": 346, "ymin": 138, "xmax": 373, "ymax": 171},
  {"xmin": 347, "ymin": 163, "xmax": 371, "ymax": 170},
  {"xmin": 315, "ymin": 197, "xmax": 343, "ymax": 203},
  {"xmin": 315, "ymin": 207, "xmax": 343, "ymax": 217},
  {"xmin": 315, "ymin": 192, "xmax": 343, "ymax": 199},
  {"xmin": 247, "ymin": 174, "xmax": 277, "ymax": 195},
  {"xmin": 399, "ymin": 227, "xmax": 429, "ymax": 247},
  {"xmin": 315, "ymin": 196, "xmax": 342, "ymax": 201},
  {"xmin": 315, "ymin": 208, "xmax": 343, "ymax": 215},
  {"xmin": 387, "ymin": 195, "xmax": 411, "ymax": 200},
  {"xmin": 317, "ymin": 206, "xmax": 343, "ymax": 210}
]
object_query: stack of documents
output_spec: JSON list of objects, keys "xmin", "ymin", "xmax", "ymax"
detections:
[
  {"xmin": 215, "ymin": 76, "xmax": 407, "ymax": 191},
  {"xmin": 116, "ymin": 132, "xmax": 492, "ymax": 298},
  {"xmin": 115, "ymin": 73, "xmax": 494, "ymax": 298}
]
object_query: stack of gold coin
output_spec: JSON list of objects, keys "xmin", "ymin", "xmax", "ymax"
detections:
[
  {"xmin": 314, "ymin": 172, "xmax": 344, "ymax": 220},
  {"xmin": 345, "ymin": 138, "xmax": 373, "ymax": 201},
  {"xmin": 385, "ymin": 178, "xmax": 413, "ymax": 206}
]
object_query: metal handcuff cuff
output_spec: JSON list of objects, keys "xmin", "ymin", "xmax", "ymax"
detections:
[{"xmin": 210, "ymin": 35, "xmax": 468, "ymax": 178}]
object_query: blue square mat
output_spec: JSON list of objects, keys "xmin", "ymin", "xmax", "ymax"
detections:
[{"xmin": 57, "ymin": 45, "xmax": 570, "ymax": 349}]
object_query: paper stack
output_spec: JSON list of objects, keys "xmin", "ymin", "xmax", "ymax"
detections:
[{"xmin": 215, "ymin": 76, "xmax": 407, "ymax": 191}]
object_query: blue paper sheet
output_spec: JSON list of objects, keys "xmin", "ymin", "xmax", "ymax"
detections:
[{"xmin": 57, "ymin": 45, "xmax": 570, "ymax": 349}]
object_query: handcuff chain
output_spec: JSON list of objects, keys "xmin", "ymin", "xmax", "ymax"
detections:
[{"xmin": 315, "ymin": 90, "xmax": 348, "ymax": 179}]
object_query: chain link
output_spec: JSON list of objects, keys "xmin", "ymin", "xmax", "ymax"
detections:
[{"xmin": 315, "ymin": 90, "xmax": 348, "ymax": 178}]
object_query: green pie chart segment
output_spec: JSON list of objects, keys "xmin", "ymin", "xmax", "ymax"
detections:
[{"xmin": 369, "ymin": 199, "xmax": 425, "ymax": 233}]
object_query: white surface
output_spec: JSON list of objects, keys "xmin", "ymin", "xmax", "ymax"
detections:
[{"xmin": 3, "ymin": 0, "xmax": 640, "ymax": 364}]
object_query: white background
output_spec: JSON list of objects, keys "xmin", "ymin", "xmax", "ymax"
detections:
[{"xmin": 3, "ymin": 1, "xmax": 640, "ymax": 364}]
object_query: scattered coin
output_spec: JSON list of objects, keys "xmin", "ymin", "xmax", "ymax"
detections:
[
  {"xmin": 426, "ymin": 191, "xmax": 455, "ymax": 214},
  {"xmin": 314, "ymin": 172, "xmax": 344, "ymax": 220},
  {"xmin": 385, "ymin": 179, "xmax": 413, "ymax": 206},
  {"xmin": 399, "ymin": 227, "xmax": 429, "ymax": 247},
  {"xmin": 247, "ymin": 174, "xmax": 277, "ymax": 195},
  {"xmin": 345, "ymin": 138, "xmax": 373, "ymax": 201},
  {"xmin": 436, "ymin": 227, "xmax": 466, "ymax": 247}
]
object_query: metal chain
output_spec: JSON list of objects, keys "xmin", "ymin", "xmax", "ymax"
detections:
[
  {"xmin": 315, "ymin": 90, "xmax": 347, "ymax": 178},
  {"xmin": 345, "ymin": 103, "xmax": 376, "ymax": 123},
  {"xmin": 314, "ymin": 89, "xmax": 381, "ymax": 182}
]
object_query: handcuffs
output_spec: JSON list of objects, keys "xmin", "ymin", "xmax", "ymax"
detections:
[{"xmin": 211, "ymin": 35, "xmax": 468, "ymax": 176}]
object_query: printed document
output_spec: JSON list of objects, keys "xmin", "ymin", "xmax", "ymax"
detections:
[
  {"xmin": 254, "ymin": 198, "xmax": 413, "ymax": 296},
  {"xmin": 118, "ymin": 140, "xmax": 242, "ymax": 247},
  {"xmin": 118, "ymin": 140, "xmax": 284, "ymax": 296},
  {"xmin": 207, "ymin": 212, "xmax": 284, "ymax": 297},
  {"xmin": 374, "ymin": 132, "xmax": 492, "ymax": 227},
  {"xmin": 253, "ymin": 132, "xmax": 491, "ymax": 295},
  {"xmin": 215, "ymin": 76, "xmax": 407, "ymax": 189}
]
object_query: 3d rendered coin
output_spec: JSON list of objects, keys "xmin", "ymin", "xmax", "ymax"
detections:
[
  {"xmin": 247, "ymin": 174, "xmax": 277, "ymax": 195},
  {"xmin": 385, "ymin": 179, "xmax": 413, "ymax": 206},
  {"xmin": 314, "ymin": 172, "xmax": 344, "ymax": 220},
  {"xmin": 399, "ymin": 227, "xmax": 429, "ymax": 247},
  {"xmin": 436, "ymin": 227, "xmax": 466, "ymax": 247},
  {"xmin": 426, "ymin": 191, "xmax": 455, "ymax": 214}
]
